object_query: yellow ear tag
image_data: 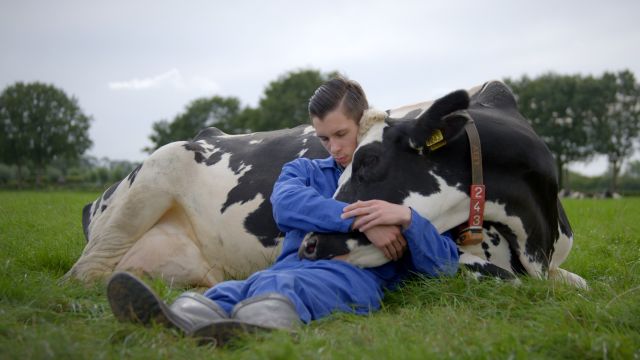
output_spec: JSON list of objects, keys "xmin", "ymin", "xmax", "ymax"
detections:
[{"xmin": 426, "ymin": 129, "xmax": 446, "ymax": 151}]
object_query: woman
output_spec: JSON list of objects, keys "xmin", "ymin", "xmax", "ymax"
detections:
[{"xmin": 107, "ymin": 77, "xmax": 459, "ymax": 345}]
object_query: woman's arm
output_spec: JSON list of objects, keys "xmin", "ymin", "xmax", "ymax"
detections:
[
  {"xmin": 401, "ymin": 209, "xmax": 459, "ymax": 276},
  {"xmin": 343, "ymin": 200, "xmax": 459, "ymax": 276},
  {"xmin": 270, "ymin": 159, "xmax": 353, "ymax": 234}
]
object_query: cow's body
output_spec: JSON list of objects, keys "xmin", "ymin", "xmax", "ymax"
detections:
[
  {"xmin": 301, "ymin": 81, "xmax": 587, "ymax": 288},
  {"xmin": 66, "ymin": 126, "xmax": 327, "ymax": 286}
]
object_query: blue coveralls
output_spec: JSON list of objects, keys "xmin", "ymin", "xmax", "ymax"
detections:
[{"xmin": 204, "ymin": 156, "xmax": 459, "ymax": 323}]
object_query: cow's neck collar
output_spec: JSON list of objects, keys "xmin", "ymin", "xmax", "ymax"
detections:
[{"xmin": 454, "ymin": 114, "xmax": 486, "ymax": 246}]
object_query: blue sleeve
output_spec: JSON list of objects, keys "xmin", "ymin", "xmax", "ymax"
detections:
[
  {"xmin": 270, "ymin": 159, "xmax": 354, "ymax": 234},
  {"xmin": 402, "ymin": 209, "xmax": 459, "ymax": 277}
]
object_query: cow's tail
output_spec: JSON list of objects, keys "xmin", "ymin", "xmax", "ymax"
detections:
[{"xmin": 81, "ymin": 202, "xmax": 93, "ymax": 242}]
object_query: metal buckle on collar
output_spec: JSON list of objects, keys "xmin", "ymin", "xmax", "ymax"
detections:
[{"xmin": 456, "ymin": 226, "xmax": 484, "ymax": 246}]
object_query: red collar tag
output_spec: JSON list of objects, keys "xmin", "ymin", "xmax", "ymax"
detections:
[
  {"xmin": 457, "ymin": 184, "xmax": 485, "ymax": 246},
  {"xmin": 469, "ymin": 184, "xmax": 485, "ymax": 229}
]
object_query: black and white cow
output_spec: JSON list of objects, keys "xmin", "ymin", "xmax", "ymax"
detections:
[
  {"xmin": 66, "ymin": 80, "xmax": 586, "ymax": 289},
  {"xmin": 66, "ymin": 126, "xmax": 328, "ymax": 286},
  {"xmin": 300, "ymin": 81, "xmax": 587, "ymax": 288}
]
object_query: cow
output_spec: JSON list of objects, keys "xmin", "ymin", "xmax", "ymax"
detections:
[
  {"xmin": 65, "ymin": 126, "xmax": 328, "ymax": 287},
  {"xmin": 65, "ymin": 80, "xmax": 586, "ymax": 289},
  {"xmin": 299, "ymin": 80, "xmax": 587, "ymax": 289}
]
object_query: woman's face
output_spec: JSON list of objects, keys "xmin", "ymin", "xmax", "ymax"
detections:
[{"xmin": 312, "ymin": 106, "xmax": 359, "ymax": 167}]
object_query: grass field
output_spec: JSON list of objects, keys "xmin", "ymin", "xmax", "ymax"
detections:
[{"xmin": 0, "ymin": 191, "xmax": 639, "ymax": 359}]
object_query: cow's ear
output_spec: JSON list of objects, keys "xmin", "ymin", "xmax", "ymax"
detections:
[{"xmin": 410, "ymin": 90, "xmax": 470, "ymax": 152}]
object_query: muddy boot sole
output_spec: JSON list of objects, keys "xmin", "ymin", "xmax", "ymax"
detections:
[{"xmin": 107, "ymin": 272, "xmax": 187, "ymax": 330}]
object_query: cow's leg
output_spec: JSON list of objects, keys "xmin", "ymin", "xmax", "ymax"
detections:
[
  {"xmin": 547, "ymin": 221, "xmax": 588, "ymax": 289},
  {"xmin": 458, "ymin": 251, "xmax": 519, "ymax": 283},
  {"xmin": 548, "ymin": 268, "xmax": 589, "ymax": 290},
  {"xmin": 545, "ymin": 203, "xmax": 588, "ymax": 289},
  {"xmin": 114, "ymin": 205, "xmax": 223, "ymax": 287},
  {"xmin": 65, "ymin": 143, "xmax": 202, "ymax": 284},
  {"xmin": 456, "ymin": 224, "xmax": 521, "ymax": 282},
  {"xmin": 64, "ymin": 184, "xmax": 176, "ymax": 283}
]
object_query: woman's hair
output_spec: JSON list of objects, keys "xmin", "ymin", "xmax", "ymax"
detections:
[{"xmin": 308, "ymin": 77, "xmax": 369, "ymax": 123}]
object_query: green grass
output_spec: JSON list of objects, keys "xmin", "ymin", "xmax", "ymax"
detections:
[{"xmin": 1, "ymin": 192, "xmax": 639, "ymax": 359}]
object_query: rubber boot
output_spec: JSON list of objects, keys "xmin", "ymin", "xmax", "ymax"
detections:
[
  {"xmin": 189, "ymin": 292, "xmax": 301, "ymax": 346},
  {"xmin": 107, "ymin": 271, "xmax": 228, "ymax": 333}
]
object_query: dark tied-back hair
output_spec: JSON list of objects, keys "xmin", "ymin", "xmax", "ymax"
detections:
[{"xmin": 308, "ymin": 77, "xmax": 369, "ymax": 124}]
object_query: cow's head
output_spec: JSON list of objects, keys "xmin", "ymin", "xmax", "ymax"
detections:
[{"xmin": 300, "ymin": 89, "xmax": 472, "ymax": 266}]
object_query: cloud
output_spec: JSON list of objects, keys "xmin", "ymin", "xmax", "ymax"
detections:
[
  {"xmin": 108, "ymin": 68, "xmax": 219, "ymax": 92},
  {"xmin": 188, "ymin": 76, "xmax": 219, "ymax": 93},
  {"xmin": 108, "ymin": 68, "xmax": 182, "ymax": 90}
]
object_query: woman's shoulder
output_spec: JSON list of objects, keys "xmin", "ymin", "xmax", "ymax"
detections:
[{"xmin": 285, "ymin": 156, "xmax": 335, "ymax": 170}]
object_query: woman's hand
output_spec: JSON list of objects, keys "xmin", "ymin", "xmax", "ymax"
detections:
[
  {"xmin": 362, "ymin": 225, "xmax": 407, "ymax": 261},
  {"xmin": 341, "ymin": 200, "xmax": 412, "ymax": 261},
  {"xmin": 342, "ymin": 200, "xmax": 412, "ymax": 232}
]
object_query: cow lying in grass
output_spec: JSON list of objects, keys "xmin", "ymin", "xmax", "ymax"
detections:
[
  {"xmin": 300, "ymin": 81, "xmax": 587, "ymax": 288},
  {"xmin": 66, "ymin": 80, "xmax": 586, "ymax": 289}
]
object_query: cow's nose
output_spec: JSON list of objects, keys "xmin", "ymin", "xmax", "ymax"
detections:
[
  {"xmin": 298, "ymin": 234, "xmax": 318, "ymax": 259},
  {"xmin": 304, "ymin": 237, "xmax": 317, "ymax": 255}
]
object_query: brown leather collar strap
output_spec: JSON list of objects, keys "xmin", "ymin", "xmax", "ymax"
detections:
[
  {"xmin": 457, "ymin": 115, "xmax": 485, "ymax": 246},
  {"xmin": 465, "ymin": 120, "xmax": 483, "ymax": 185}
]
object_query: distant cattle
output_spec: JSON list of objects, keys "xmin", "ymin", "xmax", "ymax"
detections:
[{"xmin": 299, "ymin": 81, "xmax": 587, "ymax": 288}]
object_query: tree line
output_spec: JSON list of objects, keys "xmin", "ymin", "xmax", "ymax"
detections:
[
  {"xmin": 143, "ymin": 69, "xmax": 337, "ymax": 152},
  {"xmin": 0, "ymin": 82, "xmax": 92, "ymax": 186},
  {"xmin": 1, "ymin": 69, "xmax": 639, "ymax": 193},
  {"xmin": 505, "ymin": 70, "xmax": 640, "ymax": 193}
]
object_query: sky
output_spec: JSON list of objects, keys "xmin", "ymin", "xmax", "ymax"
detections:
[{"xmin": 1, "ymin": 0, "xmax": 639, "ymax": 176}]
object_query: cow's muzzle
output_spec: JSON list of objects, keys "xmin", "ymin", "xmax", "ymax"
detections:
[{"xmin": 298, "ymin": 233, "xmax": 319, "ymax": 260}]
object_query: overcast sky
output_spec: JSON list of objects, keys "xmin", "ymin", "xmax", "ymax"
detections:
[{"xmin": 2, "ymin": 0, "xmax": 639, "ymax": 175}]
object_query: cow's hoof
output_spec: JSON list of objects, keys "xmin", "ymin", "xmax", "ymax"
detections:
[{"xmin": 107, "ymin": 271, "xmax": 172, "ymax": 327}]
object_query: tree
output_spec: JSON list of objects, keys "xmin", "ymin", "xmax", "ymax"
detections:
[
  {"xmin": 145, "ymin": 69, "xmax": 339, "ymax": 152},
  {"xmin": 625, "ymin": 159, "xmax": 640, "ymax": 179},
  {"xmin": 145, "ymin": 119, "xmax": 172, "ymax": 154},
  {"xmin": 145, "ymin": 96, "xmax": 242, "ymax": 153},
  {"xmin": 592, "ymin": 70, "xmax": 640, "ymax": 193},
  {"xmin": 0, "ymin": 82, "xmax": 92, "ymax": 186},
  {"xmin": 249, "ymin": 69, "xmax": 338, "ymax": 131},
  {"xmin": 505, "ymin": 74, "xmax": 605, "ymax": 190}
]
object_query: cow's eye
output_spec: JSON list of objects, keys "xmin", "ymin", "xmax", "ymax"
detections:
[
  {"xmin": 354, "ymin": 155, "xmax": 378, "ymax": 171},
  {"xmin": 355, "ymin": 155, "xmax": 381, "ymax": 182},
  {"xmin": 362, "ymin": 155, "xmax": 378, "ymax": 167}
]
